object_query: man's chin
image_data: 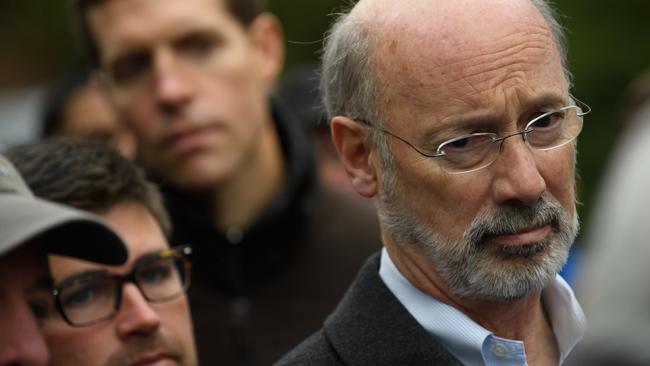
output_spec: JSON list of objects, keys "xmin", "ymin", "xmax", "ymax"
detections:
[
  {"xmin": 157, "ymin": 158, "xmax": 233, "ymax": 191},
  {"xmin": 459, "ymin": 269, "xmax": 556, "ymax": 301},
  {"xmin": 168, "ymin": 172, "xmax": 225, "ymax": 191},
  {"xmin": 442, "ymin": 242, "xmax": 566, "ymax": 300}
]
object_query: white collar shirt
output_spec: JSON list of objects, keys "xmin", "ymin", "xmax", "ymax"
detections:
[{"xmin": 378, "ymin": 248, "xmax": 586, "ymax": 366}]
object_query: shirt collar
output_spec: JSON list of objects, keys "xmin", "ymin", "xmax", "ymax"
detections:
[
  {"xmin": 542, "ymin": 271, "xmax": 587, "ymax": 362},
  {"xmin": 379, "ymin": 248, "xmax": 586, "ymax": 365}
]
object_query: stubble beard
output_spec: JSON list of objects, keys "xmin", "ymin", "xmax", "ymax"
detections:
[
  {"xmin": 377, "ymin": 180, "xmax": 579, "ymax": 301},
  {"xmin": 103, "ymin": 331, "xmax": 195, "ymax": 366}
]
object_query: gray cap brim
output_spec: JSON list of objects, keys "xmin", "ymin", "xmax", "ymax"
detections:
[{"xmin": 0, "ymin": 195, "xmax": 127, "ymax": 265}]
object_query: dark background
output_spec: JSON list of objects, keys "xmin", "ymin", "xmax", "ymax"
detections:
[{"xmin": 1, "ymin": 0, "xmax": 649, "ymax": 239}]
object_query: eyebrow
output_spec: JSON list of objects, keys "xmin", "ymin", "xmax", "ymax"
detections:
[
  {"xmin": 56, "ymin": 269, "xmax": 108, "ymax": 288},
  {"xmin": 107, "ymin": 26, "xmax": 222, "ymax": 61},
  {"xmin": 106, "ymin": 48, "xmax": 150, "ymax": 70},
  {"xmin": 132, "ymin": 248, "xmax": 170, "ymax": 268},
  {"xmin": 56, "ymin": 248, "xmax": 172, "ymax": 287},
  {"xmin": 422, "ymin": 93, "xmax": 569, "ymax": 141},
  {"xmin": 420, "ymin": 112, "xmax": 502, "ymax": 144},
  {"xmin": 525, "ymin": 93, "xmax": 569, "ymax": 110},
  {"xmin": 173, "ymin": 29, "xmax": 224, "ymax": 48}
]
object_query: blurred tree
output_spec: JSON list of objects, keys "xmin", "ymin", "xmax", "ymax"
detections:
[{"xmin": 0, "ymin": 2, "xmax": 81, "ymax": 88}]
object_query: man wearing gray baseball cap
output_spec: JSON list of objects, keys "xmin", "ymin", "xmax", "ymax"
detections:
[{"xmin": 0, "ymin": 154, "xmax": 127, "ymax": 366}]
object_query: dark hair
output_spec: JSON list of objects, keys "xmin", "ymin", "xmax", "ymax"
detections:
[
  {"xmin": 5, "ymin": 138, "xmax": 172, "ymax": 237},
  {"xmin": 41, "ymin": 67, "xmax": 94, "ymax": 138},
  {"xmin": 72, "ymin": 0, "xmax": 267, "ymax": 65},
  {"xmin": 277, "ymin": 63, "xmax": 327, "ymax": 132}
]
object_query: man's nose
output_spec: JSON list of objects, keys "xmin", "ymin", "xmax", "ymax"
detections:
[
  {"xmin": 491, "ymin": 136, "xmax": 546, "ymax": 206},
  {"xmin": 152, "ymin": 50, "xmax": 194, "ymax": 111},
  {"xmin": 0, "ymin": 304, "xmax": 49, "ymax": 366},
  {"xmin": 115, "ymin": 283, "xmax": 161, "ymax": 340}
]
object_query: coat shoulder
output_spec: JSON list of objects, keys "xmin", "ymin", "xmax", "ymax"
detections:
[{"xmin": 276, "ymin": 330, "xmax": 343, "ymax": 366}]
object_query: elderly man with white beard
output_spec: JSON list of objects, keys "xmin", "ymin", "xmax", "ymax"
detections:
[{"xmin": 278, "ymin": 0, "xmax": 588, "ymax": 365}]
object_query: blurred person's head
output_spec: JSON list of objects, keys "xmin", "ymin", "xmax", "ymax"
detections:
[
  {"xmin": 72, "ymin": 0, "xmax": 285, "ymax": 191},
  {"xmin": 0, "ymin": 154, "xmax": 127, "ymax": 366},
  {"xmin": 43, "ymin": 68, "xmax": 136, "ymax": 159},
  {"xmin": 569, "ymin": 72, "xmax": 650, "ymax": 366},
  {"xmin": 326, "ymin": 0, "xmax": 584, "ymax": 301},
  {"xmin": 616, "ymin": 68, "xmax": 650, "ymax": 139},
  {"xmin": 6, "ymin": 139, "xmax": 197, "ymax": 366}
]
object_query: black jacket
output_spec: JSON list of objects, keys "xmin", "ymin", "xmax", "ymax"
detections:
[
  {"xmin": 276, "ymin": 252, "xmax": 463, "ymax": 366},
  {"xmin": 161, "ymin": 102, "xmax": 381, "ymax": 365}
]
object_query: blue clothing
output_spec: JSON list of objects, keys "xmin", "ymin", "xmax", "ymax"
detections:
[{"xmin": 559, "ymin": 245, "xmax": 580, "ymax": 285}]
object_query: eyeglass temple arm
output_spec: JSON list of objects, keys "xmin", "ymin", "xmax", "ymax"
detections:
[
  {"xmin": 570, "ymin": 94, "xmax": 591, "ymax": 116},
  {"xmin": 352, "ymin": 118, "xmax": 445, "ymax": 158}
]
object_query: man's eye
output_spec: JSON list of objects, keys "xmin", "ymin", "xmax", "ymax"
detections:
[
  {"xmin": 530, "ymin": 110, "xmax": 564, "ymax": 130},
  {"xmin": 61, "ymin": 285, "xmax": 98, "ymax": 308},
  {"xmin": 109, "ymin": 52, "xmax": 151, "ymax": 83},
  {"xmin": 138, "ymin": 263, "xmax": 173, "ymax": 284},
  {"xmin": 448, "ymin": 137, "xmax": 470, "ymax": 148},
  {"xmin": 441, "ymin": 134, "xmax": 493, "ymax": 152}
]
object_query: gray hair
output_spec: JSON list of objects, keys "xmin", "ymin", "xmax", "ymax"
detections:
[
  {"xmin": 320, "ymin": 0, "xmax": 572, "ymax": 131},
  {"xmin": 319, "ymin": 7, "xmax": 394, "ymax": 171},
  {"xmin": 320, "ymin": 0, "xmax": 572, "ymax": 193}
]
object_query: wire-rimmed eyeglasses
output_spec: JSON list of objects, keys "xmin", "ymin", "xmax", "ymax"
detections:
[
  {"xmin": 53, "ymin": 245, "xmax": 192, "ymax": 327},
  {"xmin": 355, "ymin": 98, "xmax": 591, "ymax": 174}
]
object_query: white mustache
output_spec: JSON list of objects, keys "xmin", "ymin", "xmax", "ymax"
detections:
[{"xmin": 465, "ymin": 194, "xmax": 564, "ymax": 249}]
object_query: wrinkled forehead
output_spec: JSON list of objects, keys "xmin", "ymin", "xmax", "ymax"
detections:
[{"xmin": 360, "ymin": 0, "xmax": 566, "ymax": 111}]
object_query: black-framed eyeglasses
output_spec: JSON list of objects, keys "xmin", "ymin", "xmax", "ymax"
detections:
[
  {"xmin": 356, "ymin": 97, "xmax": 591, "ymax": 174},
  {"xmin": 53, "ymin": 245, "xmax": 192, "ymax": 327}
]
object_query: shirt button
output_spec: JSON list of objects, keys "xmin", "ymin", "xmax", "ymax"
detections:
[{"xmin": 492, "ymin": 343, "xmax": 507, "ymax": 357}]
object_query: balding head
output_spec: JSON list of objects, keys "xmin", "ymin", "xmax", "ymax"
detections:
[{"xmin": 321, "ymin": 0, "xmax": 569, "ymax": 128}]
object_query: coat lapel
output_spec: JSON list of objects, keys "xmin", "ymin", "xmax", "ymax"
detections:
[{"xmin": 323, "ymin": 252, "xmax": 463, "ymax": 366}]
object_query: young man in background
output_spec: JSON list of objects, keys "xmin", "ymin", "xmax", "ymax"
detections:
[{"xmin": 72, "ymin": 0, "xmax": 381, "ymax": 363}]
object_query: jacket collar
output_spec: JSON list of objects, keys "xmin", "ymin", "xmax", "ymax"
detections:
[
  {"xmin": 157, "ymin": 99, "xmax": 318, "ymax": 291},
  {"xmin": 323, "ymin": 252, "xmax": 463, "ymax": 366}
]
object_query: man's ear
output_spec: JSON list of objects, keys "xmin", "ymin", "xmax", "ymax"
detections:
[
  {"xmin": 248, "ymin": 13, "xmax": 285, "ymax": 92},
  {"xmin": 331, "ymin": 116, "xmax": 378, "ymax": 198}
]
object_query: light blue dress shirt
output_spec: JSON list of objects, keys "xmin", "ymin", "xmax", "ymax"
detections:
[{"xmin": 378, "ymin": 248, "xmax": 586, "ymax": 366}]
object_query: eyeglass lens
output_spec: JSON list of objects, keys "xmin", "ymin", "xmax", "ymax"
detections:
[
  {"xmin": 56, "ymin": 253, "xmax": 188, "ymax": 326},
  {"xmin": 58, "ymin": 275, "xmax": 117, "ymax": 326},
  {"xmin": 136, "ymin": 256, "xmax": 187, "ymax": 302},
  {"xmin": 437, "ymin": 106, "xmax": 582, "ymax": 173}
]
